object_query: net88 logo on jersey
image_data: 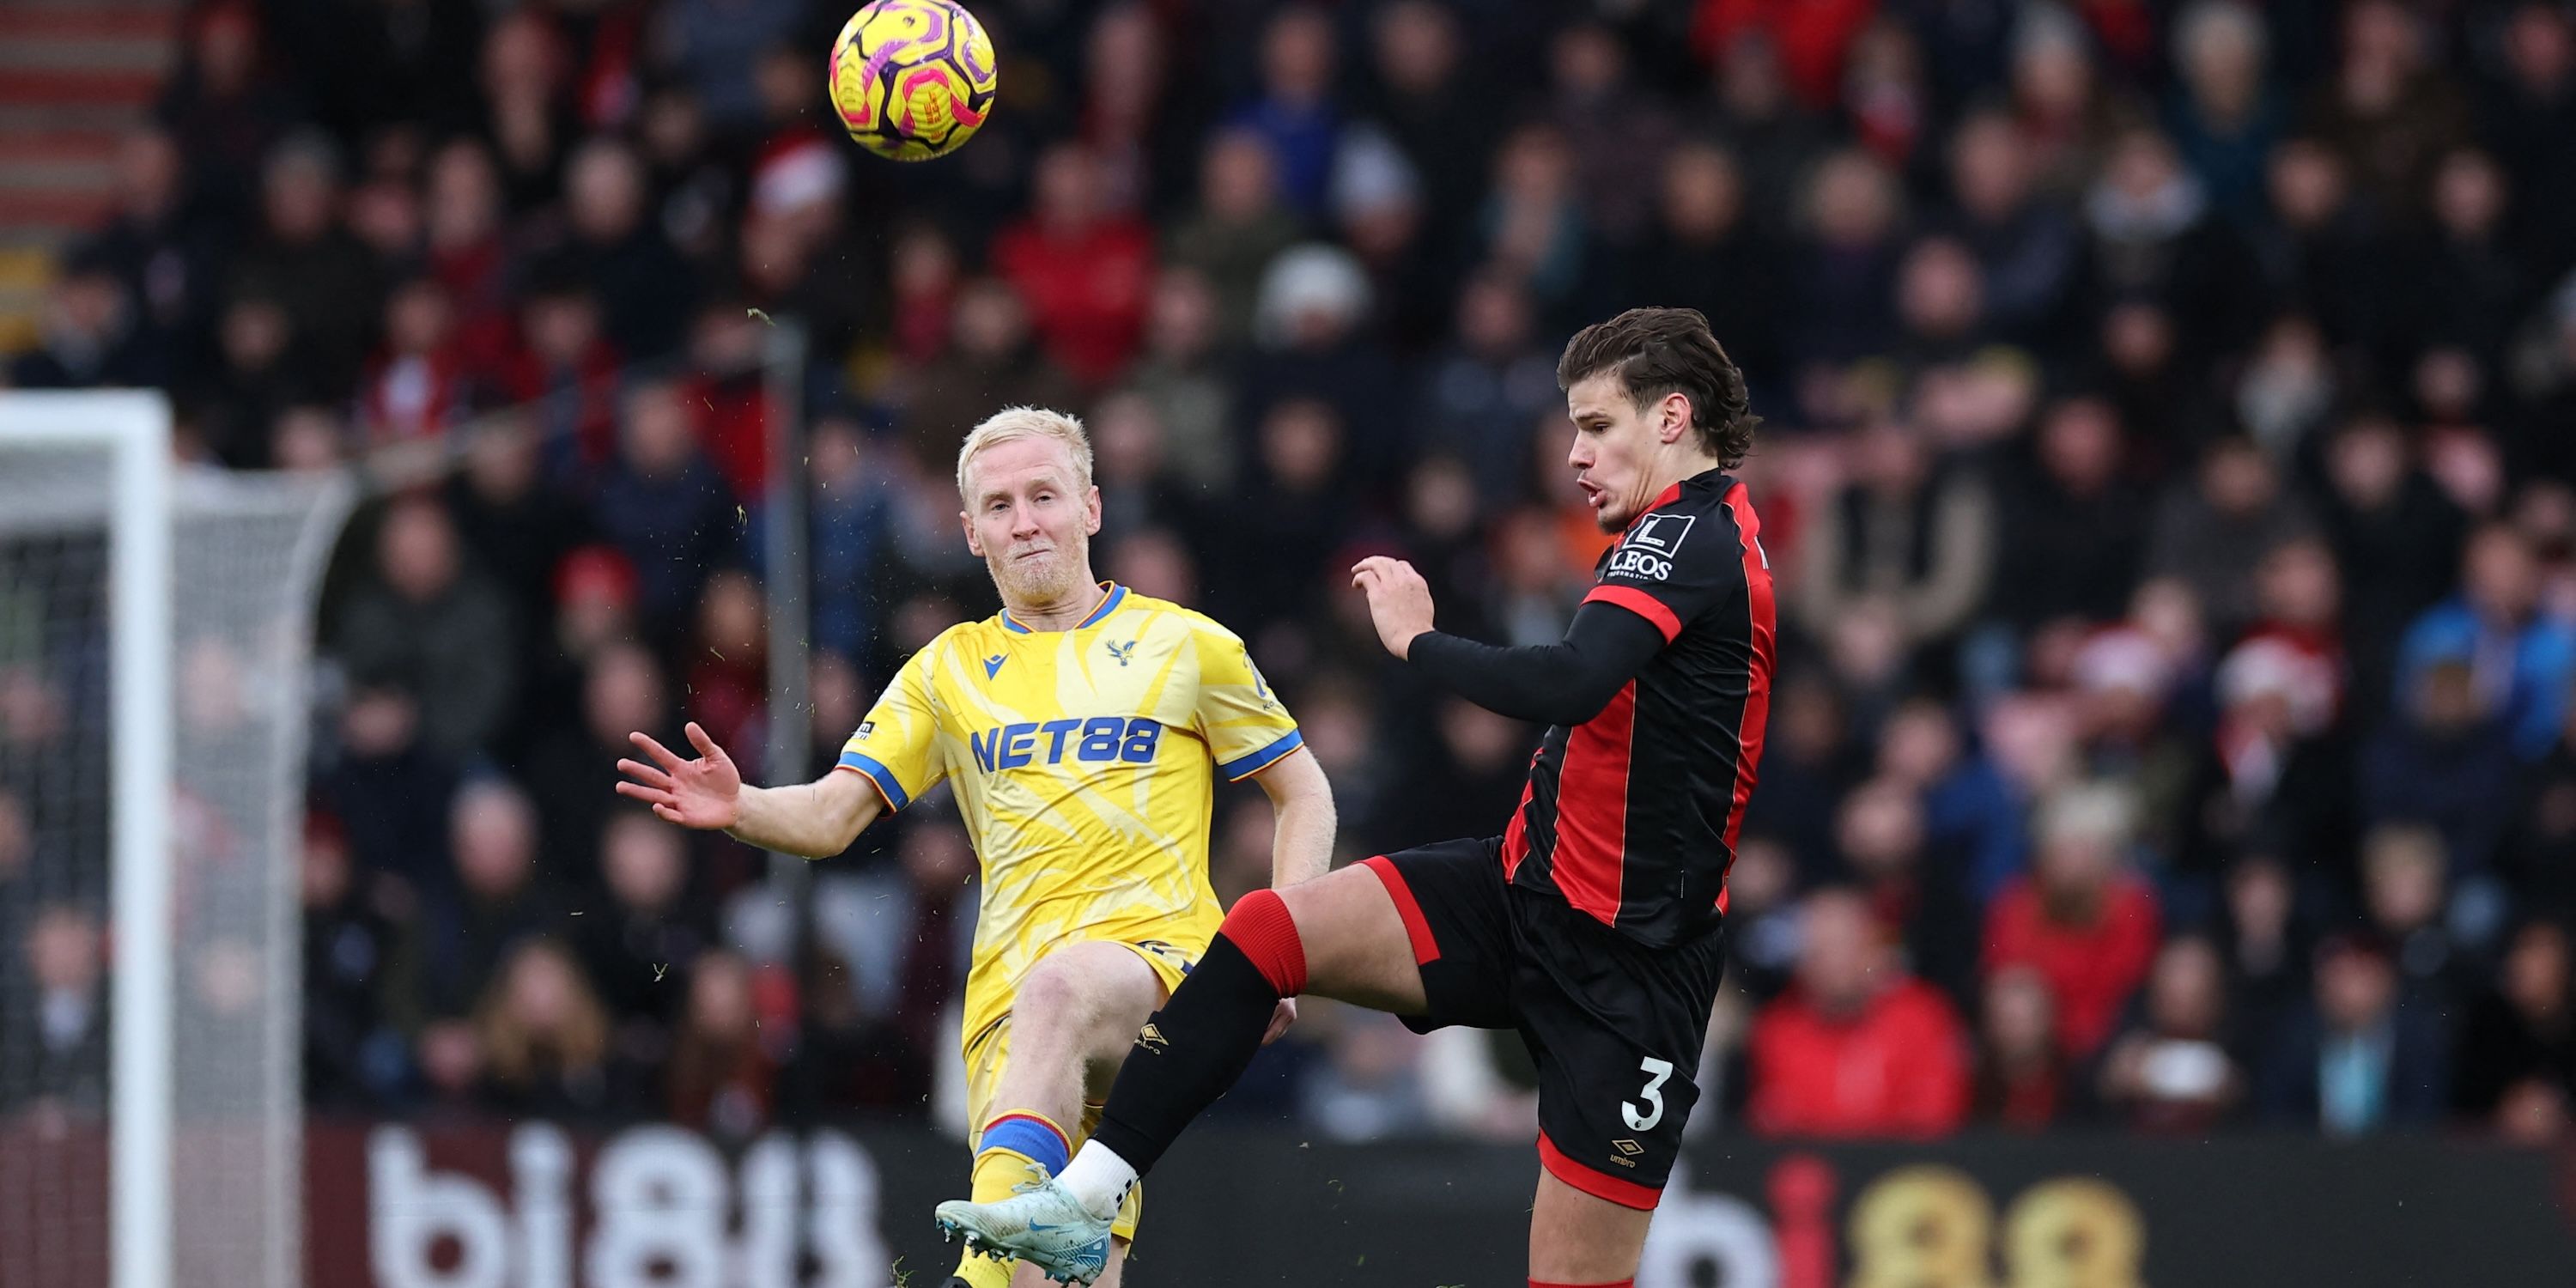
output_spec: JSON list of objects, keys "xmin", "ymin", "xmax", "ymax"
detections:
[{"xmin": 1607, "ymin": 513, "xmax": 1695, "ymax": 582}]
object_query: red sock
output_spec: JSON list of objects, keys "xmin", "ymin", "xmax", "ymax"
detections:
[{"xmin": 1218, "ymin": 887, "xmax": 1306, "ymax": 995}]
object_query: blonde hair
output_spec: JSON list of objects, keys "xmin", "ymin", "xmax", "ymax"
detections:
[{"xmin": 956, "ymin": 405, "xmax": 1094, "ymax": 500}]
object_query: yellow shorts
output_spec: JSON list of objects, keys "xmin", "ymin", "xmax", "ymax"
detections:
[{"xmin": 963, "ymin": 939, "xmax": 1194, "ymax": 1242}]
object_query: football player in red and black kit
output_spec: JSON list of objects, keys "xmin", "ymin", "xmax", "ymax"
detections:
[{"xmin": 937, "ymin": 307, "xmax": 1775, "ymax": 1288}]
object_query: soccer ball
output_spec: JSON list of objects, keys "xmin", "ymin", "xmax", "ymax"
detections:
[{"xmin": 827, "ymin": 0, "xmax": 999, "ymax": 161}]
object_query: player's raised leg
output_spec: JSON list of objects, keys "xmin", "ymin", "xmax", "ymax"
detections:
[
  {"xmin": 1528, "ymin": 1170, "xmax": 1654, "ymax": 1287},
  {"xmin": 950, "ymin": 941, "xmax": 1167, "ymax": 1288},
  {"xmin": 936, "ymin": 862, "xmax": 1426, "ymax": 1282}
]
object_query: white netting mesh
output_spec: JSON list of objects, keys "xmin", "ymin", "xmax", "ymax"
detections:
[{"xmin": 0, "ymin": 420, "xmax": 351, "ymax": 1288}]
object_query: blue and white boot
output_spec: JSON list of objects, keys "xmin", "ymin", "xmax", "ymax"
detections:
[{"xmin": 935, "ymin": 1179, "xmax": 1114, "ymax": 1286}]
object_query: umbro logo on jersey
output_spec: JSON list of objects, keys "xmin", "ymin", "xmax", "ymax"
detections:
[
  {"xmin": 1107, "ymin": 640, "xmax": 1137, "ymax": 666},
  {"xmin": 982, "ymin": 654, "xmax": 1007, "ymax": 679},
  {"xmin": 1137, "ymin": 1024, "xmax": 1170, "ymax": 1053}
]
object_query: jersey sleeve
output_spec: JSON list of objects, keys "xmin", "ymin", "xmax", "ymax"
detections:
[
  {"xmin": 1188, "ymin": 623, "xmax": 1304, "ymax": 781},
  {"xmin": 1581, "ymin": 500, "xmax": 1754, "ymax": 644},
  {"xmin": 835, "ymin": 643, "xmax": 948, "ymax": 811}
]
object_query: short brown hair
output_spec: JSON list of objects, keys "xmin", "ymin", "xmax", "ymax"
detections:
[{"xmin": 1556, "ymin": 307, "xmax": 1759, "ymax": 466}]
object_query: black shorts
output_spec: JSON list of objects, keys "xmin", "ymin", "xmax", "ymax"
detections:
[{"xmin": 1359, "ymin": 836, "xmax": 1725, "ymax": 1209}]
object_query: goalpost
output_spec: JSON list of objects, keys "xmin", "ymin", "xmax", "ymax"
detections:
[{"xmin": 0, "ymin": 392, "xmax": 353, "ymax": 1288}]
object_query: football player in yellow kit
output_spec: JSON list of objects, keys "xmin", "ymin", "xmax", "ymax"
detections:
[{"xmin": 616, "ymin": 407, "xmax": 1336, "ymax": 1287}]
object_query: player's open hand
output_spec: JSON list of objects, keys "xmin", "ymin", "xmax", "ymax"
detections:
[
  {"xmin": 615, "ymin": 721, "xmax": 743, "ymax": 830},
  {"xmin": 1350, "ymin": 556, "xmax": 1436, "ymax": 659},
  {"xmin": 1262, "ymin": 997, "xmax": 1298, "ymax": 1045}
]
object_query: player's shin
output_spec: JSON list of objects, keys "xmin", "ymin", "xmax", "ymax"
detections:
[{"xmin": 1070, "ymin": 890, "xmax": 1306, "ymax": 1211}]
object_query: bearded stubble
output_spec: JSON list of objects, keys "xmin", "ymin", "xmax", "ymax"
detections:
[{"xmin": 986, "ymin": 535, "xmax": 1086, "ymax": 607}]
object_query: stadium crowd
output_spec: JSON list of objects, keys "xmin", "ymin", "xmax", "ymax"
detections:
[{"xmin": 5, "ymin": 0, "xmax": 2576, "ymax": 1149}]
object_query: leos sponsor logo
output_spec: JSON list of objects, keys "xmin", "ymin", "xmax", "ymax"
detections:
[{"xmin": 1607, "ymin": 547, "xmax": 1674, "ymax": 581}]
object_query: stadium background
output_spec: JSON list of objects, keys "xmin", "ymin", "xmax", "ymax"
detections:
[{"xmin": 4, "ymin": 0, "xmax": 2576, "ymax": 1282}]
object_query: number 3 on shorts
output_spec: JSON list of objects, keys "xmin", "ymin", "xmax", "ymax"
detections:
[{"xmin": 1621, "ymin": 1055, "xmax": 1674, "ymax": 1131}]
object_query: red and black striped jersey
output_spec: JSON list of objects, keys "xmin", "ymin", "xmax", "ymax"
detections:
[{"xmin": 1499, "ymin": 469, "xmax": 1777, "ymax": 947}]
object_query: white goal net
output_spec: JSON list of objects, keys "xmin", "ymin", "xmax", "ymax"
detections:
[{"xmin": 0, "ymin": 392, "xmax": 353, "ymax": 1288}]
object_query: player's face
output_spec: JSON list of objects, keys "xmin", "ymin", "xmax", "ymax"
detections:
[
  {"xmin": 960, "ymin": 437, "xmax": 1103, "ymax": 605},
  {"xmin": 1565, "ymin": 374, "xmax": 1687, "ymax": 532}
]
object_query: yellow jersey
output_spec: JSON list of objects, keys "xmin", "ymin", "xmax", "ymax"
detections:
[{"xmin": 835, "ymin": 582, "xmax": 1303, "ymax": 1050}]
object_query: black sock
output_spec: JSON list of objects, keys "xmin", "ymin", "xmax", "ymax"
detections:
[{"xmin": 1088, "ymin": 934, "xmax": 1282, "ymax": 1176}]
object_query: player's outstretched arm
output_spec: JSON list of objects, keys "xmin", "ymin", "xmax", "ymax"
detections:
[
  {"xmin": 1352, "ymin": 557, "xmax": 1664, "ymax": 727},
  {"xmin": 616, "ymin": 721, "xmax": 883, "ymax": 858},
  {"xmin": 1251, "ymin": 745, "xmax": 1334, "ymax": 890}
]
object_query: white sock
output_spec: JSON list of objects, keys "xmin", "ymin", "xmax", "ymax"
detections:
[{"xmin": 1053, "ymin": 1142, "xmax": 1138, "ymax": 1219}]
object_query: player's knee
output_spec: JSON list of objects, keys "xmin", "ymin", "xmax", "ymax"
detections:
[
  {"xmin": 1013, "ymin": 957, "xmax": 1103, "ymax": 1033},
  {"xmin": 1218, "ymin": 887, "xmax": 1307, "ymax": 995}
]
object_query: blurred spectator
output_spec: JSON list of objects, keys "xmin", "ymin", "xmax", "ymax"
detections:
[
  {"xmin": 1228, "ymin": 6, "xmax": 1341, "ymax": 218},
  {"xmin": 1937, "ymin": 108, "xmax": 2082, "ymax": 350},
  {"xmin": 1990, "ymin": 397, "xmax": 2149, "ymax": 633},
  {"xmin": 1122, "ymin": 269, "xmax": 1237, "ymax": 492},
  {"xmin": 2259, "ymin": 933, "xmax": 2450, "ymax": 1133},
  {"xmin": 2358, "ymin": 824, "xmax": 2475, "ymax": 1008},
  {"xmin": 665, "ymin": 951, "xmax": 779, "ymax": 1139},
  {"xmin": 904, "ymin": 278, "xmax": 1081, "ymax": 466},
  {"xmin": 2394, "ymin": 523, "xmax": 2576, "ymax": 759},
  {"xmin": 6, "ymin": 259, "xmax": 161, "ymax": 392},
  {"xmin": 1547, "ymin": 22, "xmax": 1673, "ymax": 242},
  {"xmin": 1877, "ymin": 697, "xmax": 2025, "ymax": 906},
  {"xmin": 475, "ymin": 938, "xmax": 632, "ymax": 1119},
  {"xmin": 1165, "ymin": 131, "xmax": 1301, "ymax": 347},
  {"xmin": 2083, "ymin": 125, "xmax": 2264, "ymax": 366},
  {"xmin": 546, "ymin": 138, "xmax": 695, "ymax": 361},
  {"xmin": 1971, "ymin": 965, "xmax": 2071, "ymax": 1131},
  {"xmin": 1238, "ymin": 244, "xmax": 1400, "ymax": 489},
  {"xmin": 1984, "ymin": 783, "xmax": 2163, "ymax": 1060},
  {"xmin": 578, "ymin": 808, "xmax": 711, "ymax": 1041},
  {"xmin": 1834, "ymin": 776, "xmax": 1978, "ymax": 1001},
  {"xmin": 0, "ymin": 904, "xmax": 108, "ymax": 1114},
  {"xmin": 1364, "ymin": 0, "xmax": 1488, "ymax": 232},
  {"xmin": 301, "ymin": 811, "xmax": 400, "ymax": 1108},
  {"xmin": 421, "ymin": 139, "xmax": 513, "ymax": 368},
  {"xmin": 2098, "ymin": 937, "xmax": 2246, "ymax": 1133},
  {"xmin": 665, "ymin": 0, "xmax": 801, "ymax": 131},
  {"xmin": 991, "ymin": 143, "xmax": 1154, "ymax": 386},
  {"xmin": 359, "ymin": 278, "xmax": 470, "ymax": 442},
  {"xmin": 2146, "ymin": 437, "xmax": 2314, "ymax": 638},
  {"xmin": 1624, "ymin": 141, "xmax": 1786, "ymax": 391},
  {"xmin": 1692, "ymin": 0, "xmax": 1877, "ymax": 115},
  {"xmin": 590, "ymin": 380, "xmax": 740, "ymax": 637},
  {"xmin": 2478, "ymin": 3, "xmax": 2576, "ymax": 280},
  {"xmin": 1789, "ymin": 149, "xmax": 1904, "ymax": 368},
  {"xmin": 444, "ymin": 417, "xmax": 593, "ymax": 708},
  {"xmin": 2219, "ymin": 855, "xmax": 2310, "ymax": 1046},
  {"xmin": 1792, "ymin": 422, "xmax": 1996, "ymax": 664},
  {"xmin": 2166, "ymin": 1, "xmax": 2286, "ymax": 227},
  {"xmin": 228, "ymin": 131, "xmax": 382, "ymax": 398},
  {"xmin": 1747, "ymin": 888, "xmax": 1971, "ymax": 1138},
  {"xmin": 2452, "ymin": 920, "xmax": 2576, "ymax": 1131},
  {"xmin": 330, "ymin": 495, "xmax": 518, "ymax": 758},
  {"xmin": 524, "ymin": 641, "xmax": 668, "ymax": 882},
  {"xmin": 2302, "ymin": 0, "xmax": 2471, "ymax": 223},
  {"xmin": 1416, "ymin": 274, "xmax": 1558, "ymax": 501},
  {"xmin": 681, "ymin": 570, "xmax": 767, "ymax": 772},
  {"xmin": 385, "ymin": 777, "xmax": 566, "ymax": 1031},
  {"xmin": 154, "ymin": 3, "xmax": 297, "ymax": 222}
]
